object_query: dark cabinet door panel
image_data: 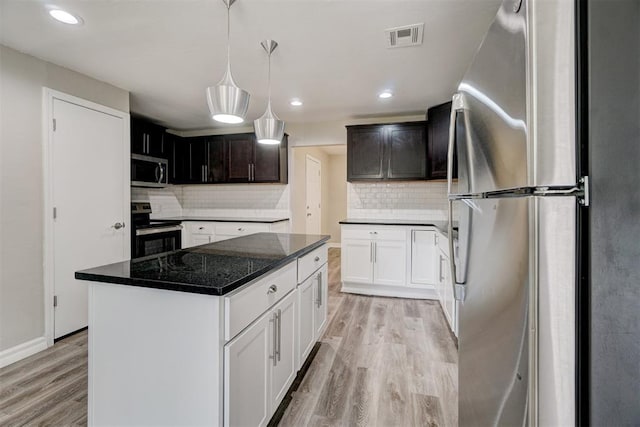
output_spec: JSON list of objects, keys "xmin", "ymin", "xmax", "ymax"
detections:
[
  {"xmin": 226, "ymin": 134, "xmax": 254, "ymax": 182},
  {"xmin": 254, "ymin": 141, "xmax": 281, "ymax": 183},
  {"xmin": 347, "ymin": 126, "xmax": 386, "ymax": 180},
  {"xmin": 386, "ymin": 124, "xmax": 427, "ymax": 180},
  {"xmin": 427, "ymin": 101, "xmax": 456, "ymax": 179},
  {"xmin": 188, "ymin": 137, "xmax": 208, "ymax": 183},
  {"xmin": 131, "ymin": 119, "xmax": 147, "ymax": 155},
  {"xmin": 206, "ymin": 137, "xmax": 226, "ymax": 183}
]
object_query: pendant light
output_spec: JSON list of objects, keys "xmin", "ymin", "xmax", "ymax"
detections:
[
  {"xmin": 206, "ymin": 0, "xmax": 250, "ymax": 124},
  {"xmin": 254, "ymin": 40, "xmax": 285, "ymax": 144}
]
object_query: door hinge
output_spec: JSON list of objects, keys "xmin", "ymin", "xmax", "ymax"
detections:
[
  {"xmin": 454, "ymin": 284, "xmax": 466, "ymax": 302},
  {"xmin": 578, "ymin": 176, "xmax": 590, "ymax": 207},
  {"xmin": 53, "ymin": 207, "xmax": 57, "ymax": 219},
  {"xmin": 53, "ymin": 295, "xmax": 58, "ymax": 307},
  {"xmin": 53, "ymin": 118, "xmax": 57, "ymax": 131}
]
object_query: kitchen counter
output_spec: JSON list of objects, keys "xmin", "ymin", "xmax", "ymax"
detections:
[
  {"xmin": 153, "ymin": 216, "xmax": 290, "ymax": 223},
  {"xmin": 76, "ymin": 233, "xmax": 329, "ymax": 296}
]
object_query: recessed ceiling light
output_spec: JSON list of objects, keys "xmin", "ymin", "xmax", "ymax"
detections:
[
  {"xmin": 49, "ymin": 9, "xmax": 83, "ymax": 25},
  {"xmin": 290, "ymin": 99, "xmax": 303, "ymax": 106},
  {"xmin": 378, "ymin": 91, "xmax": 393, "ymax": 99}
]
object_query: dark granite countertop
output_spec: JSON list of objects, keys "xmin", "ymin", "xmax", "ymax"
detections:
[
  {"xmin": 76, "ymin": 233, "xmax": 329, "ymax": 296},
  {"xmin": 153, "ymin": 216, "xmax": 290, "ymax": 224}
]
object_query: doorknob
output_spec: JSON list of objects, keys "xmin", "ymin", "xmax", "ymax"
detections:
[{"xmin": 112, "ymin": 222, "xmax": 125, "ymax": 230}]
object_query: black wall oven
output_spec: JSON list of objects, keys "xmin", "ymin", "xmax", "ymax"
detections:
[
  {"xmin": 131, "ymin": 202, "xmax": 182, "ymax": 258},
  {"xmin": 134, "ymin": 225, "xmax": 182, "ymax": 258}
]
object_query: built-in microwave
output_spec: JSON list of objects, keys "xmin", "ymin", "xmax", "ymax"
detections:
[{"xmin": 131, "ymin": 154, "xmax": 168, "ymax": 187}]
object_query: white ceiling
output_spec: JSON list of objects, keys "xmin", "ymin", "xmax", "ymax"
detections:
[{"xmin": 0, "ymin": 0, "xmax": 500, "ymax": 131}]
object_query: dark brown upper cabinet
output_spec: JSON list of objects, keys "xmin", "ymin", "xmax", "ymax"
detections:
[
  {"xmin": 254, "ymin": 135, "xmax": 288, "ymax": 183},
  {"xmin": 166, "ymin": 132, "xmax": 287, "ymax": 185},
  {"xmin": 427, "ymin": 101, "xmax": 457, "ymax": 180},
  {"xmin": 226, "ymin": 134, "xmax": 255, "ymax": 183},
  {"xmin": 347, "ymin": 121, "xmax": 427, "ymax": 182},
  {"xmin": 131, "ymin": 117, "xmax": 167, "ymax": 158}
]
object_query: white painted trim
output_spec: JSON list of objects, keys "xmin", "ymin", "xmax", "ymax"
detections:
[
  {"xmin": 328, "ymin": 242, "xmax": 341, "ymax": 249},
  {"xmin": 42, "ymin": 88, "xmax": 130, "ymax": 347},
  {"xmin": 341, "ymin": 282, "xmax": 438, "ymax": 300},
  {"xmin": 0, "ymin": 337, "xmax": 47, "ymax": 369}
]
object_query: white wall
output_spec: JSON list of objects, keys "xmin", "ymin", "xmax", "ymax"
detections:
[
  {"xmin": 327, "ymin": 153, "xmax": 347, "ymax": 243},
  {"xmin": 0, "ymin": 45, "xmax": 129, "ymax": 353}
]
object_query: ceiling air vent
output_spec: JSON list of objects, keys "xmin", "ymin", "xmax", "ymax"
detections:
[{"xmin": 385, "ymin": 23, "xmax": 424, "ymax": 48}]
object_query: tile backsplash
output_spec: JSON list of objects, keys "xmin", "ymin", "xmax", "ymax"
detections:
[
  {"xmin": 347, "ymin": 181, "xmax": 456, "ymax": 221},
  {"xmin": 131, "ymin": 184, "xmax": 290, "ymax": 219}
]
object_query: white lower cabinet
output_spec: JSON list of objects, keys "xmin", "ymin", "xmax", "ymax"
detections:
[
  {"xmin": 313, "ymin": 263, "xmax": 329, "ymax": 340},
  {"xmin": 342, "ymin": 239, "xmax": 374, "ymax": 284},
  {"xmin": 297, "ymin": 275, "xmax": 315, "ymax": 367},
  {"xmin": 437, "ymin": 231, "xmax": 457, "ymax": 336},
  {"xmin": 190, "ymin": 234, "xmax": 213, "ymax": 246},
  {"xmin": 270, "ymin": 291, "xmax": 297, "ymax": 409},
  {"xmin": 296, "ymin": 249, "xmax": 329, "ymax": 371},
  {"xmin": 410, "ymin": 230, "xmax": 438, "ymax": 285},
  {"xmin": 372, "ymin": 240, "xmax": 407, "ymax": 286},
  {"xmin": 224, "ymin": 313, "xmax": 271, "ymax": 427},
  {"xmin": 224, "ymin": 290, "xmax": 297, "ymax": 427}
]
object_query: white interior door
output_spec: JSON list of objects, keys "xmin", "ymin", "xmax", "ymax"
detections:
[
  {"xmin": 52, "ymin": 97, "xmax": 129, "ymax": 338},
  {"xmin": 305, "ymin": 155, "xmax": 321, "ymax": 234}
]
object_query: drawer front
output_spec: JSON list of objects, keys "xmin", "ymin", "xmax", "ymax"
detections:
[
  {"xmin": 216, "ymin": 223, "xmax": 269, "ymax": 236},
  {"xmin": 341, "ymin": 226, "xmax": 407, "ymax": 242},
  {"xmin": 224, "ymin": 262, "xmax": 297, "ymax": 341},
  {"xmin": 186, "ymin": 221, "xmax": 216, "ymax": 235},
  {"xmin": 297, "ymin": 244, "xmax": 328, "ymax": 283}
]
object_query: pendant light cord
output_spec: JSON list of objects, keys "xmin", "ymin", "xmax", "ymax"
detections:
[
  {"xmin": 267, "ymin": 50, "xmax": 272, "ymax": 107},
  {"xmin": 226, "ymin": 1, "xmax": 231, "ymax": 72}
]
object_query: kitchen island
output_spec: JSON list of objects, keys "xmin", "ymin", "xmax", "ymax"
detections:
[{"xmin": 76, "ymin": 233, "xmax": 329, "ymax": 426}]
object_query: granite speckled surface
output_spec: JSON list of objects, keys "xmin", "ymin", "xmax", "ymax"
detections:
[
  {"xmin": 76, "ymin": 233, "xmax": 329, "ymax": 296},
  {"xmin": 153, "ymin": 216, "xmax": 290, "ymax": 223}
]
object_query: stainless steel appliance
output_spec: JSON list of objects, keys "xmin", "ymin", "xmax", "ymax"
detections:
[
  {"xmin": 131, "ymin": 203, "xmax": 182, "ymax": 258},
  {"xmin": 131, "ymin": 154, "xmax": 168, "ymax": 187},
  {"xmin": 446, "ymin": 0, "xmax": 584, "ymax": 424}
]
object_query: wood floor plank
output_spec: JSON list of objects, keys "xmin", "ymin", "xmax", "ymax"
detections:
[{"xmin": 411, "ymin": 393, "xmax": 445, "ymax": 427}]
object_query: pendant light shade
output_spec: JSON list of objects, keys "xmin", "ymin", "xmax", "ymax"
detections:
[
  {"xmin": 207, "ymin": 0, "xmax": 250, "ymax": 124},
  {"xmin": 254, "ymin": 40, "xmax": 285, "ymax": 144}
]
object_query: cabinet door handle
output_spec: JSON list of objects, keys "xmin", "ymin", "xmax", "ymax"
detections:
[
  {"xmin": 439, "ymin": 255, "xmax": 444, "ymax": 282},
  {"xmin": 412, "ymin": 230, "xmax": 415, "ymax": 242},
  {"xmin": 277, "ymin": 309, "xmax": 282, "ymax": 362},
  {"xmin": 316, "ymin": 272, "xmax": 322, "ymax": 308},
  {"xmin": 270, "ymin": 313, "xmax": 277, "ymax": 366},
  {"xmin": 370, "ymin": 242, "xmax": 373, "ymax": 263},
  {"xmin": 374, "ymin": 242, "xmax": 377, "ymax": 263}
]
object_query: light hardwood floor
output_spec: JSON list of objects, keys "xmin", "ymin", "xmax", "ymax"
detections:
[
  {"xmin": 279, "ymin": 248, "xmax": 458, "ymax": 427},
  {"xmin": 0, "ymin": 248, "xmax": 457, "ymax": 426}
]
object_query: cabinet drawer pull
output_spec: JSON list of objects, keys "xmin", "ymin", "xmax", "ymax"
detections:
[
  {"xmin": 199, "ymin": 227, "xmax": 204, "ymax": 230},
  {"xmin": 238, "ymin": 228, "xmax": 244, "ymax": 231},
  {"xmin": 267, "ymin": 284, "xmax": 278, "ymax": 294},
  {"xmin": 314, "ymin": 256, "xmax": 320, "ymax": 262}
]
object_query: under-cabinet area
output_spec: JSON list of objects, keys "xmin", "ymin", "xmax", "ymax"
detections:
[
  {"xmin": 340, "ymin": 221, "xmax": 457, "ymax": 335},
  {"xmin": 76, "ymin": 235, "xmax": 328, "ymax": 426}
]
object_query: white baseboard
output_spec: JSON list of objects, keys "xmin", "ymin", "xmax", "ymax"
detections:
[
  {"xmin": 341, "ymin": 282, "xmax": 438, "ymax": 300},
  {"xmin": 328, "ymin": 243, "xmax": 341, "ymax": 249},
  {"xmin": 0, "ymin": 336, "xmax": 48, "ymax": 369}
]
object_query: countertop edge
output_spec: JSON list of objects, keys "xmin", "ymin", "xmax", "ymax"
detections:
[
  {"xmin": 153, "ymin": 217, "xmax": 290, "ymax": 224},
  {"xmin": 75, "ymin": 235, "xmax": 330, "ymax": 296}
]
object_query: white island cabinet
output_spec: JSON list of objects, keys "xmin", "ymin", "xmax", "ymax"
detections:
[
  {"xmin": 80, "ymin": 235, "xmax": 327, "ymax": 427},
  {"xmin": 182, "ymin": 220, "xmax": 290, "ymax": 248}
]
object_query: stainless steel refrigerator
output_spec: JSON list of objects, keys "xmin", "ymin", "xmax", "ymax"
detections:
[{"xmin": 445, "ymin": 0, "xmax": 583, "ymax": 424}]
